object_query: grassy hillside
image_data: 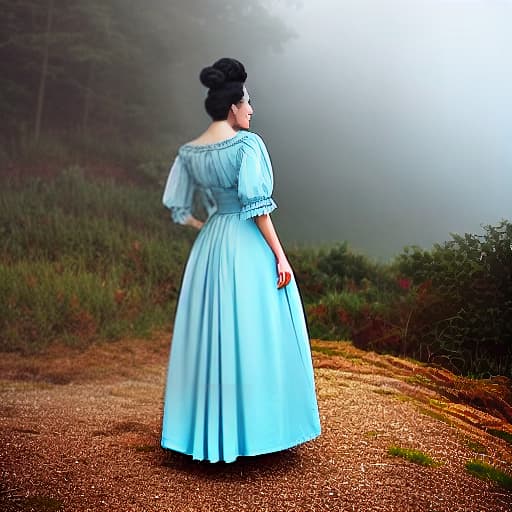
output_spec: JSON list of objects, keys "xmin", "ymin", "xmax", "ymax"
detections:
[
  {"xmin": 0, "ymin": 167, "xmax": 194, "ymax": 351},
  {"xmin": 1, "ymin": 167, "xmax": 510, "ymax": 379}
]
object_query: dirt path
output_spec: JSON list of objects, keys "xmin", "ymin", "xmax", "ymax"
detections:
[{"xmin": 1, "ymin": 337, "xmax": 511, "ymax": 512}]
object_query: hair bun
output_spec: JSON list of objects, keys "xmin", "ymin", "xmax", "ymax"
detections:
[{"xmin": 199, "ymin": 66, "xmax": 226, "ymax": 89}]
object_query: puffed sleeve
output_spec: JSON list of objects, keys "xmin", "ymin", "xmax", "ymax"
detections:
[
  {"xmin": 162, "ymin": 155, "xmax": 194, "ymax": 224},
  {"xmin": 237, "ymin": 134, "xmax": 278, "ymax": 220}
]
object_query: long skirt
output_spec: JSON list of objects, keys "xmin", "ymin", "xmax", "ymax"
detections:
[{"xmin": 160, "ymin": 212, "xmax": 321, "ymax": 463}]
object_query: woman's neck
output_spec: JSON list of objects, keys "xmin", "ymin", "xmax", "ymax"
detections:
[{"xmin": 189, "ymin": 120, "xmax": 239, "ymax": 145}]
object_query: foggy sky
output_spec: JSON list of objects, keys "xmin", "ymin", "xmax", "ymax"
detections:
[{"xmin": 173, "ymin": 0, "xmax": 512, "ymax": 260}]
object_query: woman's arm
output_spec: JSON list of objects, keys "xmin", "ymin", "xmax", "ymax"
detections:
[{"xmin": 254, "ymin": 214, "xmax": 292, "ymax": 289}]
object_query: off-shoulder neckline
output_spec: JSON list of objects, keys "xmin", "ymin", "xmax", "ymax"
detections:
[{"xmin": 181, "ymin": 129, "xmax": 251, "ymax": 151}]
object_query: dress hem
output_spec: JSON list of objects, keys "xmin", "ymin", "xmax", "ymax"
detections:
[{"xmin": 161, "ymin": 428, "xmax": 321, "ymax": 464}]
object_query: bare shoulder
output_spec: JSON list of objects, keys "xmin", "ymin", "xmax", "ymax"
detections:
[
  {"xmin": 186, "ymin": 128, "xmax": 239, "ymax": 147},
  {"xmin": 186, "ymin": 132, "xmax": 211, "ymax": 146}
]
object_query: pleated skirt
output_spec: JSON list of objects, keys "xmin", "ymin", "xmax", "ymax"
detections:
[{"xmin": 161, "ymin": 212, "xmax": 321, "ymax": 462}]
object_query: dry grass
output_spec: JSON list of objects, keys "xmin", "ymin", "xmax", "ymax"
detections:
[{"xmin": 1, "ymin": 337, "xmax": 511, "ymax": 512}]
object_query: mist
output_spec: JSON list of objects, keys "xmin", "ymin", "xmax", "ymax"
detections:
[
  {"xmin": 3, "ymin": 0, "xmax": 509, "ymax": 261},
  {"xmin": 170, "ymin": 0, "xmax": 512, "ymax": 260}
]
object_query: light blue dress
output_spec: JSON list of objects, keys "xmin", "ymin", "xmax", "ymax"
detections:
[{"xmin": 160, "ymin": 129, "xmax": 321, "ymax": 463}]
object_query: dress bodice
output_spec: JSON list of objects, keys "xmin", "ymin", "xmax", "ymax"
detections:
[{"xmin": 163, "ymin": 130, "xmax": 277, "ymax": 223}]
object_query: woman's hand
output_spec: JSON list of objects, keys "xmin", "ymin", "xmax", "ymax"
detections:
[
  {"xmin": 253, "ymin": 213, "xmax": 292, "ymax": 288},
  {"xmin": 277, "ymin": 258, "xmax": 293, "ymax": 289},
  {"xmin": 185, "ymin": 216, "xmax": 204, "ymax": 230}
]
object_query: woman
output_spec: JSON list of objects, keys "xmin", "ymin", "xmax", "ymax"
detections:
[{"xmin": 161, "ymin": 58, "xmax": 321, "ymax": 463}]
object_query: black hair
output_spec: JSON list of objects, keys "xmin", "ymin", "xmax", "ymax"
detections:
[{"xmin": 199, "ymin": 58, "xmax": 247, "ymax": 121}]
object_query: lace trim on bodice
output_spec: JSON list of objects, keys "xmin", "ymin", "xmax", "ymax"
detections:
[{"xmin": 179, "ymin": 130, "xmax": 250, "ymax": 153}]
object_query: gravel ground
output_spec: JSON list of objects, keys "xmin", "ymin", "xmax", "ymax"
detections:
[{"xmin": 1, "ymin": 338, "xmax": 511, "ymax": 512}]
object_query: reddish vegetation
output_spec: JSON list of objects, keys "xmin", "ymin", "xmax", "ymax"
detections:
[
  {"xmin": 397, "ymin": 277, "xmax": 411, "ymax": 290},
  {"xmin": 351, "ymin": 317, "xmax": 401, "ymax": 353},
  {"xmin": 2, "ymin": 162, "xmax": 150, "ymax": 186}
]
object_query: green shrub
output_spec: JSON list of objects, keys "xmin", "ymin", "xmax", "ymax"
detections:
[
  {"xmin": 291, "ymin": 221, "xmax": 512, "ymax": 378},
  {"xmin": 392, "ymin": 220, "xmax": 512, "ymax": 377}
]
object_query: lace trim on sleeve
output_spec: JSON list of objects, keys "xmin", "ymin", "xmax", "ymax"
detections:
[
  {"xmin": 239, "ymin": 198, "xmax": 277, "ymax": 221},
  {"xmin": 171, "ymin": 206, "xmax": 192, "ymax": 225}
]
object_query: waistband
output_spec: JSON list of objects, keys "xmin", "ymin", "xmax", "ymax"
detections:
[{"xmin": 211, "ymin": 188, "xmax": 242, "ymax": 214}]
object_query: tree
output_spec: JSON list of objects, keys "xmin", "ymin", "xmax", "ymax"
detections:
[
  {"xmin": 34, "ymin": 0, "xmax": 54, "ymax": 142},
  {"xmin": 1, "ymin": 0, "xmax": 294, "ymax": 150}
]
